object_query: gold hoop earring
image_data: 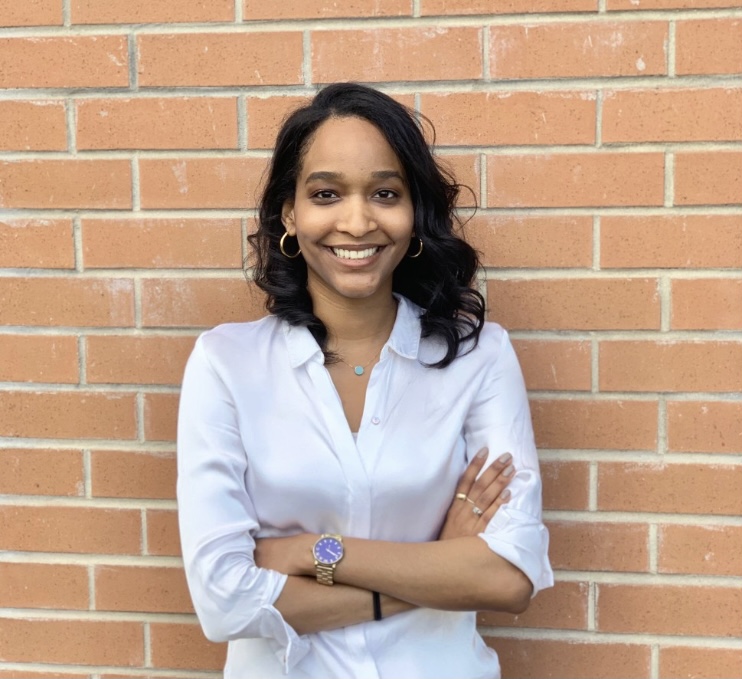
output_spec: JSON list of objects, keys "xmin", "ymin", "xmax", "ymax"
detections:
[
  {"xmin": 407, "ymin": 237, "xmax": 424, "ymax": 259},
  {"xmin": 279, "ymin": 232, "xmax": 301, "ymax": 259}
]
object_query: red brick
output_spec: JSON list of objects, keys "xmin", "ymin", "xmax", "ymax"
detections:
[
  {"xmin": 490, "ymin": 22, "xmax": 666, "ymax": 79},
  {"xmin": 541, "ymin": 461, "xmax": 590, "ymax": 511},
  {"xmin": 675, "ymin": 151, "xmax": 742, "ymax": 206},
  {"xmin": 0, "ymin": 160, "xmax": 131, "ymax": 209},
  {"xmin": 0, "ymin": 218, "xmax": 74, "ymax": 269},
  {"xmin": 598, "ymin": 462, "xmax": 742, "ymax": 515},
  {"xmin": 0, "ymin": 101, "xmax": 66, "ymax": 151},
  {"xmin": 479, "ymin": 581, "xmax": 588, "ymax": 630},
  {"xmin": 246, "ymin": 0, "xmax": 409, "ymax": 19},
  {"xmin": 313, "ymin": 28, "xmax": 482, "ymax": 83},
  {"xmin": 141, "ymin": 278, "xmax": 265, "ymax": 328},
  {"xmin": 82, "ymin": 218, "xmax": 242, "ymax": 269},
  {"xmin": 511, "ymin": 339, "xmax": 592, "ymax": 391},
  {"xmin": 0, "ymin": 563, "xmax": 88, "ymax": 609},
  {"xmin": 0, "ymin": 672, "xmax": 89, "ymax": 679},
  {"xmin": 139, "ymin": 157, "xmax": 266, "ymax": 209},
  {"xmin": 604, "ymin": 89, "xmax": 742, "ymax": 143},
  {"xmin": 423, "ymin": 0, "xmax": 597, "ymax": 14},
  {"xmin": 467, "ymin": 215, "xmax": 593, "ymax": 268},
  {"xmin": 0, "ymin": 506, "xmax": 141, "ymax": 554},
  {"xmin": 548, "ymin": 521, "xmax": 649, "ymax": 572},
  {"xmin": 421, "ymin": 92, "xmax": 594, "ymax": 146},
  {"xmin": 247, "ymin": 95, "xmax": 309, "ymax": 149},
  {"xmin": 0, "ymin": 449, "xmax": 83, "ymax": 496},
  {"xmin": 138, "ymin": 33, "xmax": 303, "ymax": 86},
  {"xmin": 150, "ymin": 623, "xmax": 226, "ymax": 670},
  {"xmin": 659, "ymin": 525, "xmax": 742, "ymax": 577},
  {"xmin": 660, "ymin": 647, "xmax": 742, "ymax": 679},
  {"xmin": 72, "ymin": 0, "xmax": 233, "ymax": 23},
  {"xmin": 91, "ymin": 449, "xmax": 176, "ymax": 499},
  {"xmin": 608, "ymin": 0, "xmax": 741, "ymax": 8},
  {"xmin": 143, "ymin": 393, "xmax": 178, "ymax": 442},
  {"xmin": 599, "ymin": 341, "xmax": 742, "ymax": 392},
  {"xmin": 668, "ymin": 401, "xmax": 742, "ymax": 454},
  {"xmin": 0, "ymin": 36, "xmax": 128, "ymax": 88},
  {"xmin": 487, "ymin": 153, "xmax": 665, "ymax": 208},
  {"xmin": 677, "ymin": 19, "xmax": 742, "ymax": 76},
  {"xmin": 77, "ymin": 98, "xmax": 238, "ymax": 150},
  {"xmin": 87, "ymin": 335, "xmax": 195, "ymax": 386},
  {"xmin": 0, "ymin": 619, "xmax": 143, "ymax": 666},
  {"xmin": 437, "ymin": 154, "xmax": 480, "ymax": 208},
  {"xmin": 0, "ymin": 392, "xmax": 136, "ymax": 440},
  {"xmin": 601, "ymin": 215, "xmax": 742, "ymax": 269},
  {"xmin": 147, "ymin": 509, "xmax": 181, "ymax": 556},
  {"xmin": 487, "ymin": 638, "xmax": 650, "ymax": 679},
  {"xmin": 0, "ymin": 335, "xmax": 78, "ymax": 383},
  {"xmin": 532, "ymin": 399, "xmax": 657, "ymax": 451},
  {"xmin": 597, "ymin": 584, "xmax": 742, "ymax": 637},
  {"xmin": 487, "ymin": 279, "xmax": 660, "ymax": 331},
  {"xmin": 95, "ymin": 566, "xmax": 192, "ymax": 613},
  {"xmin": 0, "ymin": 0, "xmax": 62, "ymax": 25},
  {"xmin": 0, "ymin": 277, "xmax": 134, "ymax": 327},
  {"xmin": 672, "ymin": 279, "xmax": 742, "ymax": 330}
]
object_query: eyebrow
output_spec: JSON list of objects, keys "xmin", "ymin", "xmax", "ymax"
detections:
[{"xmin": 304, "ymin": 170, "xmax": 405, "ymax": 184}]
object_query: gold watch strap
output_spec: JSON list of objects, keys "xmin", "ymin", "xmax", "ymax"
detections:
[{"xmin": 315, "ymin": 562, "xmax": 336, "ymax": 586}]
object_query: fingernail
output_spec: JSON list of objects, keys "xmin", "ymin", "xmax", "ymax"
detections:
[
  {"xmin": 476, "ymin": 448, "xmax": 488, "ymax": 459},
  {"xmin": 503, "ymin": 465, "xmax": 515, "ymax": 477},
  {"xmin": 498, "ymin": 453, "xmax": 512, "ymax": 464},
  {"xmin": 500, "ymin": 489, "xmax": 511, "ymax": 501}
]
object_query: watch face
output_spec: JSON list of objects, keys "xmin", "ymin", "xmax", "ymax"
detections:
[{"xmin": 313, "ymin": 537, "xmax": 344, "ymax": 565}]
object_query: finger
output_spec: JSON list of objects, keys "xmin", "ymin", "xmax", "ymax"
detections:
[
  {"xmin": 480, "ymin": 488, "xmax": 511, "ymax": 525},
  {"xmin": 454, "ymin": 448, "xmax": 489, "ymax": 497},
  {"xmin": 469, "ymin": 452, "xmax": 512, "ymax": 502},
  {"xmin": 475, "ymin": 462, "xmax": 515, "ymax": 510}
]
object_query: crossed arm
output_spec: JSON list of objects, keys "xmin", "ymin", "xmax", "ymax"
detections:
[{"xmin": 254, "ymin": 450, "xmax": 532, "ymax": 635}]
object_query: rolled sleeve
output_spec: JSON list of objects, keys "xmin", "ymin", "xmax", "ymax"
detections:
[
  {"xmin": 464, "ymin": 328, "xmax": 554, "ymax": 596},
  {"xmin": 177, "ymin": 335, "xmax": 311, "ymax": 671}
]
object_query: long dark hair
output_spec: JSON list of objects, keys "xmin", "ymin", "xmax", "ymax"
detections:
[{"xmin": 248, "ymin": 83, "xmax": 484, "ymax": 368}]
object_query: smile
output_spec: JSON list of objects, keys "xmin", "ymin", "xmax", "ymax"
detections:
[{"xmin": 330, "ymin": 246, "xmax": 381, "ymax": 260}]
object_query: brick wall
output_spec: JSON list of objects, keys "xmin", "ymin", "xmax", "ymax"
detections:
[{"xmin": 1, "ymin": 1, "xmax": 741, "ymax": 678}]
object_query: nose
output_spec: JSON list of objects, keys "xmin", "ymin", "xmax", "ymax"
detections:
[{"xmin": 339, "ymin": 196, "xmax": 377, "ymax": 237}]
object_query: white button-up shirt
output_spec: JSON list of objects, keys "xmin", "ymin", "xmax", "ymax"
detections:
[{"xmin": 177, "ymin": 295, "xmax": 553, "ymax": 679}]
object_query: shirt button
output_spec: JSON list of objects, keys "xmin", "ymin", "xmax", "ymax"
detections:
[{"xmin": 371, "ymin": 416, "xmax": 380, "ymax": 425}]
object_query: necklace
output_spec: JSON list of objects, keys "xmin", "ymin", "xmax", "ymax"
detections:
[{"xmin": 338, "ymin": 351, "xmax": 379, "ymax": 377}]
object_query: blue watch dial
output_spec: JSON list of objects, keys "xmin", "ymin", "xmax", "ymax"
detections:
[{"xmin": 314, "ymin": 537, "xmax": 344, "ymax": 564}]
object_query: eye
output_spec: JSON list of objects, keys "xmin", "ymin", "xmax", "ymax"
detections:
[
  {"xmin": 375, "ymin": 189, "xmax": 399, "ymax": 201},
  {"xmin": 311, "ymin": 190, "xmax": 337, "ymax": 202}
]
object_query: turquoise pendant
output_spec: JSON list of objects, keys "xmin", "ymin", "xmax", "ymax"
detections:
[{"xmin": 354, "ymin": 366, "xmax": 364, "ymax": 376}]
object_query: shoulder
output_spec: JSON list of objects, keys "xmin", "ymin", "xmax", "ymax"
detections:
[{"xmin": 195, "ymin": 314, "xmax": 283, "ymax": 360}]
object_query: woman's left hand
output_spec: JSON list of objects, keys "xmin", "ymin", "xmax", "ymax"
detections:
[{"xmin": 254, "ymin": 533, "xmax": 316, "ymax": 576}]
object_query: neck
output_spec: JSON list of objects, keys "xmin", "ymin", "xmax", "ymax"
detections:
[{"xmin": 309, "ymin": 288, "xmax": 397, "ymax": 352}]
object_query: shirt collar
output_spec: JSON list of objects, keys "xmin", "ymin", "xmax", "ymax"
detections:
[{"xmin": 282, "ymin": 294, "xmax": 423, "ymax": 369}]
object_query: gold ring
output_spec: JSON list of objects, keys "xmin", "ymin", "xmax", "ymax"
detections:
[
  {"xmin": 455, "ymin": 493, "xmax": 467, "ymax": 501},
  {"xmin": 472, "ymin": 506, "xmax": 483, "ymax": 516}
]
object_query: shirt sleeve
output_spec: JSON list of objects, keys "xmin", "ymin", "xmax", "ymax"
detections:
[
  {"xmin": 463, "ymin": 328, "xmax": 554, "ymax": 596},
  {"xmin": 176, "ymin": 334, "xmax": 311, "ymax": 672}
]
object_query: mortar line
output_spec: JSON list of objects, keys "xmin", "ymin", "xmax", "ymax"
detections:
[
  {"xmin": 77, "ymin": 333, "xmax": 87, "ymax": 386},
  {"xmin": 234, "ymin": 0, "xmax": 243, "ymax": 23},
  {"xmin": 660, "ymin": 276, "xmax": 671, "ymax": 332},
  {"xmin": 62, "ymin": 0, "xmax": 71, "ymax": 26},
  {"xmin": 132, "ymin": 155, "xmax": 141, "ymax": 212},
  {"xmin": 595, "ymin": 90, "xmax": 603, "ymax": 148},
  {"xmin": 88, "ymin": 563, "xmax": 96, "ymax": 611},
  {"xmin": 144, "ymin": 621, "xmax": 152, "ymax": 667},
  {"xmin": 72, "ymin": 216, "xmax": 83, "ymax": 272},
  {"xmin": 657, "ymin": 396, "xmax": 668, "ymax": 456},
  {"xmin": 479, "ymin": 153, "xmax": 487, "ymax": 209},
  {"xmin": 142, "ymin": 508, "xmax": 149, "ymax": 557},
  {"xmin": 482, "ymin": 25, "xmax": 490, "ymax": 81},
  {"xmin": 83, "ymin": 448, "xmax": 92, "ymax": 499},
  {"xmin": 134, "ymin": 277, "xmax": 143, "ymax": 329},
  {"xmin": 238, "ymin": 95, "xmax": 248, "ymax": 151},
  {"xmin": 591, "ymin": 336, "xmax": 599, "ymax": 394},
  {"xmin": 649, "ymin": 523, "xmax": 659, "ymax": 574},
  {"xmin": 665, "ymin": 151, "xmax": 675, "ymax": 208},
  {"xmin": 592, "ymin": 215, "xmax": 600, "ymax": 271},
  {"xmin": 136, "ymin": 392, "xmax": 145, "ymax": 442},
  {"xmin": 128, "ymin": 33, "xmax": 138, "ymax": 90},
  {"xmin": 651, "ymin": 644, "xmax": 660, "ymax": 679},
  {"xmin": 668, "ymin": 20, "xmax": 676, "ymax": 78},
  {"xmin": 588, "ymin": 461, "xmax": 598, "ymax": 511},
  {"xmin": 65, "ymin": 99, "xmax": 77, "ymax": 153},
  {"xmin": 303, "ymin": 30, "xmax": 312, "ymax": 86},
  {"xmin": 412, "ymin": 0, "xmax": 421, "ymax": 18},
  {"xmin": 587, "ymin": 582, "xmax": 596, "ymax": 631}
]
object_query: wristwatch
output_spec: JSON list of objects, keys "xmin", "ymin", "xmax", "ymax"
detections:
[{"xmin": 312, "ymin": 534, "xmax": 344, "ymax": 585}]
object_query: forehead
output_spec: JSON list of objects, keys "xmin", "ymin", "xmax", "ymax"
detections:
[{"xmin": 299, "ymin": 116, "xmax": 404, "ymax": 177}]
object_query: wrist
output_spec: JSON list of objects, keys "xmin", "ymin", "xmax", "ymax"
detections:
[{"xmin": 302, "ymin": 534, "xmax": 320, "ymax": 576}]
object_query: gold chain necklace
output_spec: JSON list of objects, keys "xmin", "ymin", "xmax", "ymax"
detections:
[{"xmin": 338, "ymin": 351, "xmax": 380, "ymax": 377}]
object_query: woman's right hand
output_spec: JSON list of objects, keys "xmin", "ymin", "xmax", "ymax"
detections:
[{"xmin": 438, "ymin": 448, "xmax": 514, "ymax": 541}]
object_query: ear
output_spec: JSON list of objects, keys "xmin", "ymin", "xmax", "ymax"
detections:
[{"xmin": 281, "ymin": 200, "xmax": 296, "ymax": 236}]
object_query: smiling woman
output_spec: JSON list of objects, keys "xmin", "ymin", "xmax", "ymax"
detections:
[{"xmin": 177, "ymin": 83, "xmax": 553, "ymax": 679}]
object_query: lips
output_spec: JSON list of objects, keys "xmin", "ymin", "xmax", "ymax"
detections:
[{"xmin": 330, "ymin": 246, "xmax": 382, "ymax": 260}]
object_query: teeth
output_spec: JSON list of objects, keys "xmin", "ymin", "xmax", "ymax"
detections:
[{"xmin": 331, "ymin": 247, "xmax": 380, "ymax": 260}]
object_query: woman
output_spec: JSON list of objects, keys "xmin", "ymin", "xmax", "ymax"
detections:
[{"xmin": 177, "ymin": 83, "xmax": 553, "ymax": 679}]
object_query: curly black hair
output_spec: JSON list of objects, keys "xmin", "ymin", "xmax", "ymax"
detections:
[{"xmin": 248, "ymin": 82, "xmax": 484, "ymax": 368}]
